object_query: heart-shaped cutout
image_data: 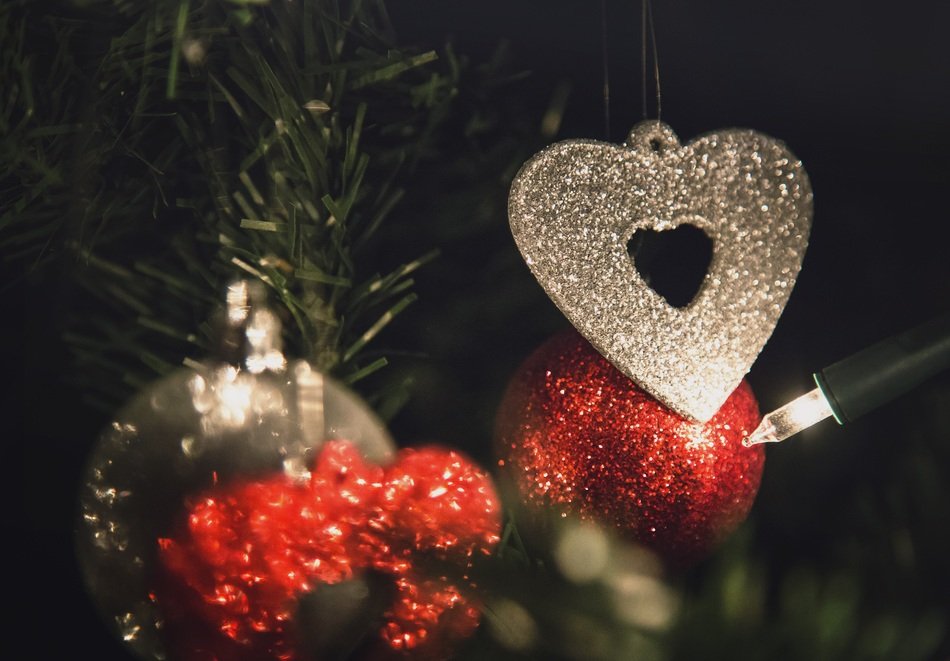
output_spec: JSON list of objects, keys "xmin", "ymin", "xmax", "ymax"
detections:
[
  {"xmin": 628, "ymin": 224, "xmax": 714, "ymax": 308},
  {"xmin": 509, "ymin": 121, "xmax": 812, "ymax": 421}
]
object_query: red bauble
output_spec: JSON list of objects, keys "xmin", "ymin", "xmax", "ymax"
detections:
[
  {"xmin": 495, "ymin": 329, "xmax": 764, "ymax": 567},
  {"xmin": 156, "ymin": 441, "xmax": 500, "ymax": 659}
]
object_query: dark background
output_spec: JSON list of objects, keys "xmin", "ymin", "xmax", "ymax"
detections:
[
  {"xmin": 384, "ymin": 0, "xmax": 950, "ymax": 453},
  {"xmin": 9, "ymin": 1, "xmax": 950, "ymax": 657}
]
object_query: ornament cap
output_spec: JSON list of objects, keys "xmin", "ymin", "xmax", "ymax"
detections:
[{"xmin": 217, "ymin": 279, "xmax": 286, "ymax": 374}]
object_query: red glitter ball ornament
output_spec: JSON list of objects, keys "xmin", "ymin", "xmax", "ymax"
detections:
[
  {"xmin": 495, "ymin": 329, "xmax": 764, "ymax": 567},
  {"xmin": 155, "ymin": 440, "xmax": 500, "ymax": 659}
]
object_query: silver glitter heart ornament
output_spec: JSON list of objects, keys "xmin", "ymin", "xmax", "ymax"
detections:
[{"xmin": 509, "ymin": 121, "xmax": 813, "ymax": 421}]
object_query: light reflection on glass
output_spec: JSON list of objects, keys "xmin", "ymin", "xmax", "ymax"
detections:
[{"xmin": 743, "ymin": 386, "xmax": 834, "ymax": 446}]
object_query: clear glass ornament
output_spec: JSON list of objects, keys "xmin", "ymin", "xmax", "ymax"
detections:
[{"xmin": 77, "ymin": 281, "xmax": 394, "ymax": 659}]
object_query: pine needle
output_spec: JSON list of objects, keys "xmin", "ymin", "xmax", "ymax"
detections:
[
  {"xmin": 166, "ymin": 0, "xmax": 189, "ymax": 99},
  {"xmin": 342, "ymin": 293, "xmax": 417, "ymax": 363}
]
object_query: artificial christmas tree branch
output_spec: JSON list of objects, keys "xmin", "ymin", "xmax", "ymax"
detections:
[{"xmin": 2, "ymin": 0, "xmax": 459, "ymax": 414}]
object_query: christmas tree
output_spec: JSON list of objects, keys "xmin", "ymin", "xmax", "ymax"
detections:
[{"xmin": 6, "ymin": 0, "xmax": 950, "ymax": 658}]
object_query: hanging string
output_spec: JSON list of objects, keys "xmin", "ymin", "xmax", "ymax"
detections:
[
  {"xmin": 647, "ymin": 0, "xmax": 662, "ymax": 122},
  {"xmin": 601, "ymin": 0, "xmax": 611, "ymax": 139},
  {"xmin": 640, "ymin": 0, "xmax": 647, "ymax": 119},
  {"xmin": 641, "ymin": 0, "xmax": 662, "ymax": 122}
]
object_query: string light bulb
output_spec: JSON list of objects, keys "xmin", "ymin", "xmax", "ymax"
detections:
[
  {"xmin": 743, "ymin": 386, "xmax": 833, "ymax": 446},
  {"xmin": 745, "ymin": 312, "xmax": 950, "ymax": 446}
]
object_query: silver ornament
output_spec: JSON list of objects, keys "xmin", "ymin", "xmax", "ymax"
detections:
[{"xmin": 509, "ymin": 120, "xmax": 812, "ymax": 421}]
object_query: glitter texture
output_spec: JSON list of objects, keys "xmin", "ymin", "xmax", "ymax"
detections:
[
  {"xmin": 156, "ymin": 440, "xmax": 501, "ymax": 659},
  {"xmin": 495, "ymin": 330, "xmax": 764, "ymax": 567},
  {"xmin": 509, "ymin": 120, "xmax": 812, "ymax": 421}
]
